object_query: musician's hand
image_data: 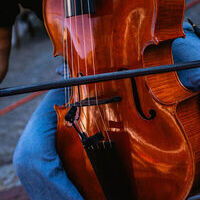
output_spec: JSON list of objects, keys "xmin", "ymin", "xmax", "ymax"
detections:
[{"xmin": 0, "ymin": 27, "xmax": 12, "ymax": 83}]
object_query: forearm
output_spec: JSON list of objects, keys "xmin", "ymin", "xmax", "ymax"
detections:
[{"xmin": 0, "ymin": 27, "xmax": 12, "ymax": 83}]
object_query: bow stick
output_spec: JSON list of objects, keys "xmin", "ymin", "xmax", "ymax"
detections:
[{"xmin": 0, "ymin": 60, "xmax": 200, "ymax": 97}]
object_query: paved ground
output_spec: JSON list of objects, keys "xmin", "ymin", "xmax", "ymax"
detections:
[
  {"xmin": 0, "ymin": 186, "xmax": 29, "ymax": 200},
  {"xmin": 0, "ymin": 22, "xmax": 62, "ymax": 167},
  {"xmin": 0, "ymin": 1, "xmax": 199, "ymax": 199},
  {"xmin": 0, "ymin": 14, "xmax": 62, "ymax": 194}
]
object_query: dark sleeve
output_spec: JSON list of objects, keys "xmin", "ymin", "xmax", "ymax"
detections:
[{"xmin": 0, "ymin": 2, "xmax": 20, "ymax": 27}]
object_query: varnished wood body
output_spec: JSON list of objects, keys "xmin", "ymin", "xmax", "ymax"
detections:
[{"xmin": 43, "ymin": 0, "xmax": 200, "ymax": 199}]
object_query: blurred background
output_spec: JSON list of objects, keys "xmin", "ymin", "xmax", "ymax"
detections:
[{"xmin": 0, "ymin": 0, "xmax": 200, "ymax": 199}]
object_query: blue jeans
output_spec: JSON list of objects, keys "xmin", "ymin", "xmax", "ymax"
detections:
[
  {"xmin": 13, "ymin": 22, "xmax": 200, "ymax": 200},
  {"xmin": 13, "ymin": 89, "xmax": 83, "ymax": 200},
  {"xmin": 173, "ymin": 22, "xmax": 200, "ymax": 91}
]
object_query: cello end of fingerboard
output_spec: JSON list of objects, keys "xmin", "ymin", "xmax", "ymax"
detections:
[{"xmin": 65, "ymin": 0, "xmax": 95, "ymax": 18}]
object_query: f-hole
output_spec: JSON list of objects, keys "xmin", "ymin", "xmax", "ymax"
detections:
[{"xmin": 131, "ymin": 78, "xmax": 156, "ymax": 120}]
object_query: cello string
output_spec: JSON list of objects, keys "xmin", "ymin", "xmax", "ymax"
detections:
[
  {"xmin": 69, "ymin": 1, "xmax": 76, "ymax": 106},
  {"xmin": 73, "ymin": 0, "xmax": 90, "ymax": 136},
  {"xmin": 69, "ymin": 0, "xmax": 88, "ymax": 136},
  {"xmin": 79, "ymin": 0, "xmax": 103, "ymax": 134},
  {"xmin": 75, "ymin": 121, "xmax": 85, "ymax": 138},
  {"xmin": 62, "ymin": 0, "xmax": 89, "ymax": 136},
  {"xmin": 79, "ymin": 0, "xmax": 91, "ymax": 107},
  {"xmin": 76, "ymin": 0, "xmax": 101, "ymax": 134},
  {"xmin": 72, "ymin": 0, "xmax": 79, "ymax": 106},
  {"xmin": 64, "ymin": 1, "xmax": 83, "ymax": 135},
  {"xmin": 64, "ymin": 0, "xmax": 71, "ymax": 106},
  {"xmin": 62, "ymin": 0, "xmax": 68, "ymax": 105},
  {"xmin": 86, "ymin": 0, "xmax": 111, "ymax": 141},
  {"xmin": 73, "ymin": 1, "xmax": 80, "ymax": 85}
]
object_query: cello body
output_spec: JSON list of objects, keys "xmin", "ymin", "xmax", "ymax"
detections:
[{"xmin": 43, "ymin": 0, "xmax": 200, "ymax": 199}]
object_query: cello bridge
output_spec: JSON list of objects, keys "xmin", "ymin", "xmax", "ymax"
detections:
[{"xmin": 66, "ymin": 96, "xmax": 122, "ymax": 108}]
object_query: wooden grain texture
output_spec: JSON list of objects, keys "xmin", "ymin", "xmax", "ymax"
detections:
[
  {"xmin": 177, "ymin": 95, "xmax": 200, "ymax": 196},
  {"xmin": 43, "ymin": 0, "xmax": 200, "ymax": 199}
]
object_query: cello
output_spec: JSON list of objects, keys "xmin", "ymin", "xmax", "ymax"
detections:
[{"xmin": 43, "ymin": 0, "xmax": 200, "ymax": 199}]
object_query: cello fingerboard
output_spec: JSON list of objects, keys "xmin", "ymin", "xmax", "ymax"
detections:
[{"xmin": 64, "ymin": 0, "xmax": 95, "ymax": 18}]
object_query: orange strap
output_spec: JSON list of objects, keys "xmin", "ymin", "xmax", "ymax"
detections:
[
  {"xmin": 0, "ymin": 91, "xmax": 46, "ymax": 117},
  {"xmin": 186, "ymin": 0, "xmax": 200, "ymax": 10}
]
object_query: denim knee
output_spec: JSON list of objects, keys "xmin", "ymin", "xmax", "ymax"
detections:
[
  {"xmin": 177, "ymin": 69, "xmax": 200, "ymax": 92},
  {"xmin": 173, "ymin": 22, "xmax": 200, "ymax": 92},
  {"xmin": 13, "ymin": 130, "xmax": 36, "ymax": 179},
  {"xmin": 13, "ymin": 126, "xmax": 58, "ymax": 176}
]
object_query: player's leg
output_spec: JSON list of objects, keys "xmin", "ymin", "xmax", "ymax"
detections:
[
  {"xmin": 173, "ymin": 22, "xmax": 200, "ymax": 92},
  {"xmin": 13, "ymin": 88, "xmax": 83, "ymax": 200}
]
